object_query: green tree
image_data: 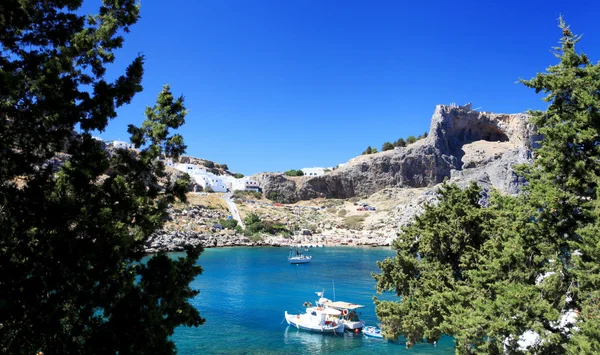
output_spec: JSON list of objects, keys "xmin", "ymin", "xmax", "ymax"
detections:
[
  {"xmin": 362, "ymin": 146, "xmax": 373, "ymax": 155},
  {"xmin": 393, "ymin": 138, "xmax": 406, "ymax": 147},
  {"xmin": 406, "ymin": 135, "xmax": 417, "ymax": 144},
  {"xmin": 284, "ymin": 169, "xmax": 304, "ymax": 177},
  {"xmin": 0, "ymin": 2, "xmax": 203, "ymax": 353},
  {"xmin": 371, "ymin": 147, "xmax": 378, "ymax": 153},
  {"xmin": 382, "ymin": 142, "xmax": 395, "ymax": 151},
  {"xmin": 219, "ymin": 218, "xmax": 238, "ymax": 229},
  {"xmin": 519, "ymin": 17, "xmax": 600, "ymax": 353},
  {"xmin": 233, "ymin": 173, "xmax": 244, "ymax": 178},
  {"xmin": 374, "ymin": 18, "xmax": 600, "ymax": 354}
]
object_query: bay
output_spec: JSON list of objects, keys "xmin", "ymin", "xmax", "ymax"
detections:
[{"xmin": 171, "ymin": 246, "xmax": 454, "ymax": 354}]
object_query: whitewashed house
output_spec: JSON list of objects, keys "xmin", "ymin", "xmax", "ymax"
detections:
[
  {"xmin": 301, "ymin": 167, "xmax": 326, "ymax": 177},
  {"xmin": 109, "ymin": 140, "xmax": 133, "ymax": 149},
  {"xmin": 173, "ymin": 163, "xmax": 228, "ymax": 192},
  {"xmin": 222, "ymin": 175, "xmax": 261, "ymax": 192}
]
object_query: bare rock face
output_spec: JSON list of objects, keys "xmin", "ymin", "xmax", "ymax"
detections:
[
  {"xmin": 253, "ymin": 173, "xmax": 299, "ymax": 203},
  {"xmin": 258, "ymin": 104, "xmax": 535, "ymax": 202}
]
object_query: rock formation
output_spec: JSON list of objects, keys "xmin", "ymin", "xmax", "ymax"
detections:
[{"xmin": 255, "ymin": 104, "xmax": 535, "ymax": 202}]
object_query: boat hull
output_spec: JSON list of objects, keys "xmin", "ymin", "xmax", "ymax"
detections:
[
  {"xmin": 362, "ymin": 326, "xmax": 384, "ymax": 339},
  {"xmin": 343, "ymin": 320, "xmax": 366, "ymax": 330},
  {"xmin": 284, "ymin": 312, "xmax": 344, "ymax": 333},
  {"xmin": 288, "ymin": 256, "xmax": 312, "ymax": 264}
]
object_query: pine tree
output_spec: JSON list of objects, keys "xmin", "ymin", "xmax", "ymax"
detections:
[
  {"xmin": 406, "ymin": 135, "xmax": 417, "ymax": 144},
  {"xmin": 519, "ymin": 16, "xmax": 600, "ymax": 353},
  {"xmin": 374, "ymin": 18, "xmax": 600, "ymax": 353},
  {"xmin": 394, "ymin": 138, "xmax": 406, "ymax": 147},
  {"xmin": 382, "ymin": 142, "xmax": 394, "ymax": 151},
  {"xmin": 0, "ymin": 2, "xmax": 204, "ymax": 353}
]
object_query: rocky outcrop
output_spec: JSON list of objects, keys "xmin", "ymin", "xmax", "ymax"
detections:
[
  {"xmin": 253, "ymin": 173, "xmax": 299, "ymax": 203},
  {"xmin": 258, "ymin": 104, "xmax": 534, "ymax": 201},
  {"xmin": 164, "ymin": 167, "xmax": 202, "ymax": 192}
]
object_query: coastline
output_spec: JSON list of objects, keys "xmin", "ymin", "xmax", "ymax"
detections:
[{"xmin": 144, "ymin": 230, "xmax": 393, "ymax": 253}]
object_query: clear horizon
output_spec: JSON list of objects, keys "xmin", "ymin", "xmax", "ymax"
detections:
[{"xmin": 84, "ymin": 0, "xmax": 600, "ymax": 175}]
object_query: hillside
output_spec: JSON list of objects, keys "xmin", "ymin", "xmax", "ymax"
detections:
[{"xmin": 149, "ymin": 103, "xmax": 535, "ymax": 250}]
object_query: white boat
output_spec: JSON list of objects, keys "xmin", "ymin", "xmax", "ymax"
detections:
[
  {"xmin": 284, "ymin": 307, "xmax": 344, "ymax": 333},
  {"xmin": 288, "ymin": 246, "xmax": 312, "ymax": 264},
  {"xmin": 315, "ymin": 291, "xmax": 366, "ymax": 330},
  {"xmin": 321, "ymin": 301, "xmax": 365, "ymax": 330},
  {"xmin": 362, "ymin": 326, "xmax": 384, "ymax": 339}
]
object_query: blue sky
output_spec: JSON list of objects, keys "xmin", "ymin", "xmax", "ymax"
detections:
[{"xmin": 87, "ymin": 0, "xmax": 600, "ymax": 175}]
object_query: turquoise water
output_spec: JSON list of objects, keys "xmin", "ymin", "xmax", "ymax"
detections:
[{"xmin": 171, "ymin": 247, "xmax": 454, "ymax": 354}]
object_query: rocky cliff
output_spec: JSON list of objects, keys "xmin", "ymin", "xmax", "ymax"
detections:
[{"xmin": 255, "ymin": 104, "xmax": 535, "ymax": 202}]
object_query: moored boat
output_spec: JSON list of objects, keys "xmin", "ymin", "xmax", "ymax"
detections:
[
  {"xmin": 284, "ymin": 307, "xmax": 344, "ymax": 333},
  {"xmin": 288, "ymin": 246, "xmax": 312, "ymax": 264},
  {"xmin": 362, "ymin": 326, "xmax": 384, "ymax": 339},
  {"xmin": 315, "ymin": 290, "xmax": 366, "ymax": 330},
  {"xmin": 321, "ymin": 301, "xmax": 366, "ymax": 330}
]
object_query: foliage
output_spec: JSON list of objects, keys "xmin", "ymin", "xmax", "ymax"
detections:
[
  {"xmin": 219, "ymin": 218, "xmax": 238, "ymax": 229},
  {"xmin": 373, "ymin": 18, "xmax": 600, "ymax": 354},
  {"xmin": 204, "ymin": 186, "xmax": 214, "ymax": 193},
  {"xmin": 406, "ymin": 135, "xmax": 417, "ymax": 144},
  {"xmin": 393, "ymin": 138, "xmax": 406, "ymax": 147},
  {"xmin": 337, "ymin": 209, "xmax": 348, "ymax": 217},
  {"xmin": 343, "ymin": 215, "xmax": 366, "ymax": 229},
  {"xmin": 242, "ymin": 213, "xmax": 288, "ymax": 236},
  {"xmin": 233, "ymin": 190, "xmax": 262, "ymax": 200},
  {"xmin": 233, "ymin": 173, "xmax": 245, "ymax": 178},
  {"xmin": 382, "ymin": 142, "xmax": 395, "ymax": 151},
  {"xmin": 217, "ymin": 163, "xmax": 228, "ymax": 171},
  {"xmin": 248, "ymin": 234, "xmax": 263, "ymax": 243},
  {"xmin": 0, "ymin": 2, "xmax": 204, "ymax": 353},
  {"xmin": 203, "ymin": 160, "xmax": 215, "ymax": 169},
  {"xmin": 284, "ymin": 169, "xmax": 304, "ymax": 177},
  {"xmin": 362, "ymin": 146, "xmax": 373, "ymax": 155}
]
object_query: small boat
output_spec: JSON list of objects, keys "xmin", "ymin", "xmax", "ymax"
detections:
[
  {"xmin": 288, "ymin": 246, "xmax": 312, "ymax": 264},
  {"xmin": 362, "ymin": 326, "xmax": 384, "ymax": 339},
  {"xmin": 284, "ymin": 307, "xmax": 344, "ymax": 333},
  {"xmin": 315, "ymin": 290, "xmax": 366, "ymax": 330}
]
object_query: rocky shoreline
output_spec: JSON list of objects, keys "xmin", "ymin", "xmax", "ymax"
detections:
[{"xmin": 144, "ymin": 230, "xmax": 392, "ymax": 253}]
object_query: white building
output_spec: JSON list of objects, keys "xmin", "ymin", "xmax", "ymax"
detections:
[
  {"xmin": 109, "ymin": 140, "xmax": 133, "ymax": 149},
  {"xmin": 222, "ymin": 175, "xmax": 261, "ymax": 192},
  {"xmin": 173, "ymin": 163, "xmax": 227, "ymax": 192},
  {"xmin": 301, "ymin": 167, "xmax": 326, "ymax": 177}
]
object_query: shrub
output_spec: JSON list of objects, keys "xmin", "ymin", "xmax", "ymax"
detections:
[
  {"xmin": 284, "ymin": 169, "xmax": 304, "ymax": 176},
  {"xmin": 233, "ymin": 190, "xmax": 262, "ymax": 200},
  {"xmin": 406, "ymin": 136, "xmax": 417, "ymax": 144},
  {"xmin": 326, "ymin": 208, "xmax": 337, "ymax": 214},
  {"xmin": 203, "ymin": 160, "xmax": 215, "ymax": 168},
  {"xmin": 394, "ymin": 138, "xmax": 406, "ymax": 147},
  {"xmin": 204, "ymin": 186, "xmax": 214, "ymax": 193},
  {"xmin": 219, "ymin": 219, "xmax": 238, "ymax": 229},
  {"xmin": 343, "ymin": 215, "xmax": 366, "ymax": 230},
  {"xmin": 233, "ymin": 173, "xmax": 244, "ymax": 178},
  {"xmin": 248, "ymin": 234, "xmax": 263, "ymax": 243},
  {"xmin": 337, "ymin": 209, "xmax": 347, "ymax": 217},
  {"xmin": 382, "ymin": 142, "xmax": 394, "ymax": 151}
]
